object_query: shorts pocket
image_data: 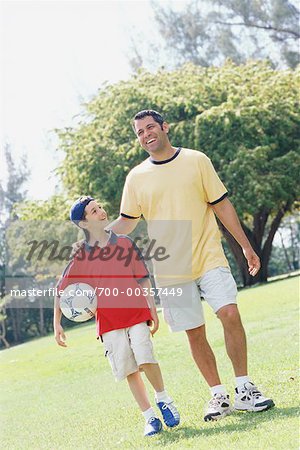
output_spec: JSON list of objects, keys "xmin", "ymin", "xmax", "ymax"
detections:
[{"xmin": 104, "ymin": 342, "xmax": 117, "ymax": 375}]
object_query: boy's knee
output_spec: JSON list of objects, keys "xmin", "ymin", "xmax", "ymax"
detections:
[{"xmin": 139, "ymin": 362, "xmax": 156, "ymax": 370}]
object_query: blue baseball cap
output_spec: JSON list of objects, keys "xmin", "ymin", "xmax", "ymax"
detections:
[{"xmin": 70, "ymin": 196, "xmax": 94, "ymax": 225}]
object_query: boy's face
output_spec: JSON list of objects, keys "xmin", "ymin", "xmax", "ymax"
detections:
[{"xmin": 79, "ymin": 200, "xmax": 108, "ymax": 231}]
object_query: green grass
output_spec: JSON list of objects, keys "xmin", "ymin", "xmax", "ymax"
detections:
[{"xmin": 1, "ymin": 277, "xmax": 299, "ymax": 449}]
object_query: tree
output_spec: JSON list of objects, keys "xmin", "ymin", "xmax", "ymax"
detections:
[
  {"xmin": 0, "ymin": 144, "xmax": 29, "ymax": 348},
  {"xmin": 129, "ymin": 0, "xmax": 299, "ymax": 70},
  {"xmin": 53, "ymin": 61, "xmax": 299, "ymax": 286}
]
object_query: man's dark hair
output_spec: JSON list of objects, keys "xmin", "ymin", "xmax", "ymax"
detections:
[{"xmin": 132, "ymin": 110, "xmax": 165, "ymax": 132}]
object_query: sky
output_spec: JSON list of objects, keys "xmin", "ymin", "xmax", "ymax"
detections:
[
  {"xmin": 1, "ymin": 0, "xmax": 183, "ymax": 200},
  {"xmin": 0, "ymin": 0, "xmax": 298, "ymax": 208}
]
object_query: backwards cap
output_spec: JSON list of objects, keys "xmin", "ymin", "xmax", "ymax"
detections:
[{"xmin": 70, "ymin": 196, "xmax": 94, "ymax": 225}]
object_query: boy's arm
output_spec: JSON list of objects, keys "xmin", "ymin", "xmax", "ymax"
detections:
[
  {"xmin": 138, "ymin": 277, "xmax": 159, "ymax": 336},
  {"xmin": 53, "ymin": 295, "xmax": 67, "ymax": 347}
]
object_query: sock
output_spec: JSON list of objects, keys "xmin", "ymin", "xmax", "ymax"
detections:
[
  {"xmin": 155, "ymin": 390, "xmax": 172, "ymax": 404},
  {"xmin": 142, "ymin": 407, "xmax": 157, "ymax": 422},
  {"xmin": 210, "ymin": 384, "xmax": 227, "ymax": 396},
  {"xmin": 235, "ymin": 376, "xmax": 250, "ymax": 389}
]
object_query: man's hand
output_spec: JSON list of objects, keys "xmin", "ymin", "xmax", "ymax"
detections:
[
  {"xmin": 243, "ymin": 247, "xmax": 261, "ymax": 277},
  {"xmin": 54, "ymin": 324, "xmax": 67, "ymax": 347},
  {"xmin": 71, "ymin": 239, "xmax": 85, "ymax": 258},
  {"xmin": 148, "ymin": 309, "xmax": 159, "ymax": 336}
]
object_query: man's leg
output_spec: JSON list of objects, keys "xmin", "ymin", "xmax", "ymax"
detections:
[
  {"xmin": 217, "ymin": 304, "xmax": 247, "ymax": 376},
  {"xmin": 217, "ymin": 304, "xmax": 275, "ymax": 411},
  {"xmin": 185, "ymin": 324, "xmax": 221, "ymax": 386},
  {"xmin": 199, "ymin": 267, "xmax": 275, "ymax": 413},
  {"xmin": 186, "ymin": 324, "xmax": 232, "ymax": 421},
  {"xmin": 161, "ymin": 281, "xmax": 231, "ymax": 421}
]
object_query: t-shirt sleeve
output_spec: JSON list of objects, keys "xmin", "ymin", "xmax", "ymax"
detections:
[
  {"xmin": 120, "ymin": 173, "xmax": 141, "ymax": 219},
  {"xmin": 199, "ymin": 154, "xmax": 228, "ymax": 204},
  {"xmin": 126, "ymin": 238, "xmax": 149, "ymax": 281},
  {"xmin": 56, "ymin": 260, "xmax": 76, "ymax": 297}
]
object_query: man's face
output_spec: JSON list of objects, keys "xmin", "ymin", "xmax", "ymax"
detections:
[
  {"xmin": 134, "ymin": 116, "xmax": 169, "ymax": 153},
  {"xmin": 81, "ymin": 200, "xmax": 108, "ymax": 230}
]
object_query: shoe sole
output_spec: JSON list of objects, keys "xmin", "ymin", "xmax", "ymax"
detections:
[
  {"xmin": 165, "ymin": 420, "xmax": 180, "ymax": 428},
  {"xmin": 145, "ymin": 430, "xmax": 163, "ymax": 437},
  {"xmin": 204, "ymin": 408, "xmax": 232, "ymax": 422},
  {"xmin": 234, "ymin": 400, "xmax": 275, "ymax": 412}
]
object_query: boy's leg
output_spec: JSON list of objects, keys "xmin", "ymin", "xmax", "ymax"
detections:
[
  {"xmin": 128, "ymin": 323, "xmax": 180, "ymax": 428},
  {"xmin": 139, "ymin": 363, "xmax": 164, "ymax": 393},
  {"xmin": 140, "ymin": 362, "xmax": 180, "ymax": 428},
  {"xmin": 127, "ymin": 371, "xmax": 151, "ymax": 411},
  {"xmin": 127, "ymin": 371, "xmax": 163, "ymax": 436}
]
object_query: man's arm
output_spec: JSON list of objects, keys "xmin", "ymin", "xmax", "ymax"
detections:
[
  {"xmin": 71, "ymin": 216, "xmax": 140, "ymax": 256},
  {"xmin": 53, "ymin": 296, "xmax": 67, "ymax": 347},
  {"xmin": 106, "ymin": 215, "xmax": 140, "ymax": 235},
  {"xmin": 211, "ymin": 197, "xmax": 260, "ymax": 277}
]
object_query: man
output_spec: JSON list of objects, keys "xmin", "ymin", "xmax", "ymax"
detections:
[{"xmin": 109, "ymin": 109, "xmax": 274, "ymax": 421}]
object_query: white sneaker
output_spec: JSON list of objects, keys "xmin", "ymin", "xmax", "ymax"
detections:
[
  {"xmin": 204, "ymin": 393, "xmax": 232, "ymax": 421},
  {"xmin": 234, "ymin": 382, "xmax": 275, "ymax": 412}
]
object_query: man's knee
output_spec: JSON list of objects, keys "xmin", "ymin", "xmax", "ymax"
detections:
[
  {"xmin": 217, "ymin": 304, "xmax": 241, "ymax": 325},
  {"xmin": 186, "ymin": 324, "xmax": 206, "ymax": 344}
]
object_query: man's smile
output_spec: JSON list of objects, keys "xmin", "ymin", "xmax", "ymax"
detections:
[{"xmin": 146, "ymin": 138, "xmax": 156, "ymax": 144}]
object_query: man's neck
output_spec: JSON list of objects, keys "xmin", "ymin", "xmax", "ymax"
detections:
[{"xmin": 148, "ymin": 145, "xmax": 177, "ymax": 162}]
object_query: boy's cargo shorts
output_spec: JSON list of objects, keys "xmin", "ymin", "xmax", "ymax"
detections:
[{"xmin": 102, "ymin": 322, "xmax": 158, "ymax": 381}]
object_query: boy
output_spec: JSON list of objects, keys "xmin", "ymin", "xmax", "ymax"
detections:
[{"xmin": 53, "ymin": 196, "xmax": 180, "ymax": 436}]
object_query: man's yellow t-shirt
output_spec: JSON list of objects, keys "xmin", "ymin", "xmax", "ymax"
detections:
[{"xmin": 120, "ymin": 148, "xmax": 229, "ymax": 287}]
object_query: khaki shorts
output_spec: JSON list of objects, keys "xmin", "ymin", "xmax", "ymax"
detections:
[
  {"xmin": 102, "ymin": 322, "xmax": 158, "ymax": 381},
  {"xmin": 160, "ymin": 267, "xmax": 238, "ymax": 332}
]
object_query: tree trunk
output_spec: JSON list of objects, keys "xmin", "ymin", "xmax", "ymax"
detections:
[
  {"xmin": 39, "ymin": 297, "xmax": 45, "ymax": 336},
  {"xmin": 10, "ymin": 307, "xmax": 22, "ymax": 344},
  {"xmin": 260, "ymin": 202, "xmax": 291, "ymax": 281},
  {"xmin": 278, "ymin": 230, "xmax": 292, "ymax": 271},
  {"xmin": 0, "ymin": 311, "xmax": 10, "ymax": 349},
  {"xmin": 218, "ymin": 220, "xmax": 259, "ymax": 286},
  {"xmin": 218, "ymin": 202, "xmax": 291, "ymax": 286}
]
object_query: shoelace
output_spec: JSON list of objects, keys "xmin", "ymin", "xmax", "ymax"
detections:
[
  {"xmin": 164, "ymin": 402, "xmax": 180, "ymax": 420},
  {"xmin": 241, "ymin": 384, "xmax": 262, "ymax": 399},
  {"xmin": 208, "ymin": 394, "xmax": 227, "ymax": 407}
]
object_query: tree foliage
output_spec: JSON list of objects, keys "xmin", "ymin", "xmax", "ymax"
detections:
[
  {"xmin": 130, "ymin": 0, "xmax": 299, "ymax": 70},
  {"xmin": 0, "ymin": 145, "xmax": 30, "ymax": 347},
  {"xmin": 53, "ymin": 60, "xmax": 300, "ymax": 285}
]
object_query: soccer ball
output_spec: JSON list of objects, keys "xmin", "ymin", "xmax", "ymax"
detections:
[{"xmin": 60, "ymin": 283, "xmax": 97, "ymax": 322}]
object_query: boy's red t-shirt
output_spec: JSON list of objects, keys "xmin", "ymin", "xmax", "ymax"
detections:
[{"xmin": 57, "ymin": 232, "xmax": 152, "ymax": 335}]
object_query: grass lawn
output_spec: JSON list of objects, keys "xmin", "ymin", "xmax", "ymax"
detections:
[{"xmin": 1, "ymin": 276, "xmax": 299, "ymax": 449}]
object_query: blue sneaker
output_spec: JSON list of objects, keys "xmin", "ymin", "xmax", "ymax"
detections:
[
  {"xmin": 157, "ymin": 401, "xmax": 180, "ymax": 427},
  {"xmin": 144, "ymin": 417, "xmax": 163, "ymax": 436}
]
